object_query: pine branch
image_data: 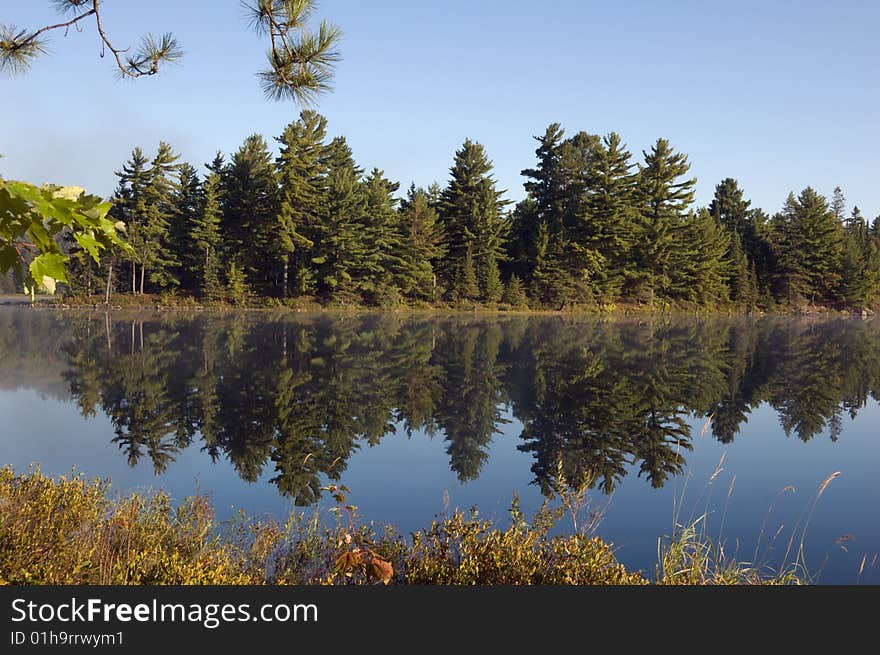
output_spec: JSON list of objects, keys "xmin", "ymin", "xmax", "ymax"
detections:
[
  {"xmin": 1, "ymin": 0, "xmax": 180, "ymax": 78},
  {"xmin": 3, "ymin": 0, "xmax": 340, "ymax": 104}
]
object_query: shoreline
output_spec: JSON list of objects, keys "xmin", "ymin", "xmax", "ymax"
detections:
[{"xmin": 2, "ymin": 294, "xmax": 875, "ymax": 319}]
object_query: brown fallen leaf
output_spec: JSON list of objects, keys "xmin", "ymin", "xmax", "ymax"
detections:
[{"xmin": 368, "ymin": 557, "xmax": 393, "ymax": 585}]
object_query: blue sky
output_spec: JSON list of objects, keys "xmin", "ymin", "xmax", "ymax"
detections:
[{"xmin": 2, "ymin": 0, "xmax": 878, "ymax": 218}]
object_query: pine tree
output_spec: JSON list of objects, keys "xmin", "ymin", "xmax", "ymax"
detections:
[
  {"xmin": 830, "ymin": 186, "xmax": 846, "ymax": 224},
  {"xmin": 516, "ymin": 124, "xmax": 601, "ymax": 289},
  {"xmin": 140, "ymin": 141, "xmax": 182, "ymax": 292},
  {"xmin": 508, "ymin": 198, "xmax": 539, "ymax": 283},
  {"xmin": 773, "ymin": 188, "xmax": 843, "ymax": 304},
  {"xmin": 708, "ymin": 178, "xmax": 752, "ymax": 235},
  {"xmin": 439, "ymin": 139, "xmax": 508, "ymax": 302},
  {"xmin": 312, "ymin": 137, "xmax": 367, "ymax": 302},
  {"xmin": 845, "ymin": 205, "xmax": 866, "ymax": 234},
  {"xmin": 274, "ymin": 111, "xmax": 327, "ymax": 298},
  {"xmin": 483, "ymin": 255, "xmax": 503, "ymax": 303},
  {"xmin": 457, "ymin": 245, "xmax": 480, "ymax": 301},
  {"xmin": 531, "ymin": 221, "xmax": 594, "ymax": 307},
  {"xmin": 398, "ymin": 185, "xmax": 445, "ymax": 301},
  {"xmin": 503, "ymin": 274, "xmax": 528, "ymax": 307},
  {"xmin": 189, "ymin": 172, "xmax": 223, "ymax": 299},
  {"xmin": 361, "ymin": 168, "xmax": 405, "ymax": 304},
  {"xmin": 840, "ymin": 206, "xmax": 880, "ymax": 307},
  {"xmin": 203, "ymin": 251, "xmax": 224, "ymax": 302},
  {"xmin": 221, "ymin": 134, "xmax": 277, "ymax": 292},
  {"xmin": 727, "ymin": 230, "xmax": 757, "ymax": 307},
  {"xmin": 633, "ymin": 138, "xmax": 697, "ymax": 304},
  {"xmin": 669, "ymin": 209, "xmax": 731, "ymax": 304},
  {"xmin": 109, "ymin": 148, "xmax": 151, "ymax": 295},
  {"xmin": 169, "ymin": 162, "xmax": 202, "ymax": 291},
  {"xmin": 226, "ymin": 261, "xmax": 249, "ymax": 305},
  {"xmin": 708, "ymin": 177, "xmax": 767, "ymax": 302},
  {"xmin": 520, "ymin": 123, "xmax": 565, "ymax": 258},
  {"xmin": 473, "ymin": 183, "xmax": 508, "ymax": 300},
  {"xmin": 579, "ymin": 132, "xmax": 639, "ymax": 300},
  {"xmin": 206, "ymin": 152, "xmax": 226, "ymax": 178}
]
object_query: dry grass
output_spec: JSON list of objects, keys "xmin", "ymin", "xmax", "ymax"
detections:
[
  {"xmin": 1, "ymin": 465, "xmax": 823, "ymax": 586},
  {"xmin": 657, "ymin": 454, "xmax": 842, "ymax": 585}
]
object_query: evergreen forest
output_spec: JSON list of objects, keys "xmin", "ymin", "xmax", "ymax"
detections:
[{"xmin": 6, "ymin": 115, "xmax": 880, "ymax": 311}]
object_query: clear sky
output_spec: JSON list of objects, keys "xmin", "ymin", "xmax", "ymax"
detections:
[{"xmin": 2, "ymin": 0, "xmax": 878, "ymax": 218}]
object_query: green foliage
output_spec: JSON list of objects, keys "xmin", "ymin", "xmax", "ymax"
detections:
[
  {"xmin": 360, "ymin": 168, "xmax": 405, "ymax": 304},
  {"xmin": 772, "ymin": 188, "xmax": 843, "ymax": 304},
  {"xmin": 243, "ymin": 0, "xmax": 342, "ymax": 104},
  {"xmin": 312, "ymin": 137, "xmax": 367, "ymax": 302},
  {"xmin": 274, "ymin": 111, "xmax": 326, "ymax": 297},
  {"xmin": 406, "ymin": 502, "xmax": 645, "ymax": 585},
  {"xmin": 202, "ymin": 250, "xmax": 224, "ymax": 302},
  {"xmin": 439, "ymin": 139, "xmax": 508, "ymax": 302},
  {"xmin": 189, "ymin": 172, "xmax": 223, "ymax": 299},
  {"xmin": 668, "ymin": 209, "xmax": 731, "ymax": 304},
  {"xmin": 456, "ymin": 245, "xmax": 480, "ymax": 301},
  {"xmin": 3, "ymin": 1, "xmax": 337, "ymax": 107},
  {"xmin": 0, "ymin": 178, "xmax": 129, "ymax": 300},
  {"xmin": 838, "ymin": 207, "xmax": 880, "ymax": 307},
  {"xmin": 503, "ymin": 273, "xmax": 529, "ymax": 307},
  {"xmin": 531, "ymin": 222, "xmax": 594, "ymax": 308},
  {"xmin": 226, "ymin": 261, "xmax": 249, "ymax": 305},
  {"xmin": 108, "ymin": 143, "xmax": 182, "ymax": 294},
  {"xmin": 633, "ymin": 138, "xmax": 697, "ymax": 303},
  {"xmin": 398, "ymin": 185, "xmax": 445, "ymax": 300},
  {"xmin": 20, "ymin": 115, "xmax": 877, "ymax": 311},
  {"xmin": 143, "ymin": 143, "xmax": 181, "ymax": 290},
  {"xmin": 222, "ymin": 134, "xmax": 278, "ymax": 291},
  {"xmin": 709, "ymin": 177, "xmax": 752, "ymax": 235},
  {"xmin": 516, "ymin": 124, "xmax": 606, "ymax": 302},
  {"xmin": 579, "ymin": 132, "xmax": 639, "ymax": 300},
  {"xmin": 170, "ymin": 162, "xmax": 202, "ymax": 290}
]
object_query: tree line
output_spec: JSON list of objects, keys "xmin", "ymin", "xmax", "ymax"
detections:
[
  {"xmin": 3, "ymin": 310, "xmax": 878, "ymax": 502},
  {"xmin": 56, "ymin": 113, "xmax": 880, "ymax": 309}
]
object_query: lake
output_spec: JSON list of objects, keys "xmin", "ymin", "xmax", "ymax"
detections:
[{"xmin": 1, "ymin": 307, "xmax": 878, "ymax": 583}]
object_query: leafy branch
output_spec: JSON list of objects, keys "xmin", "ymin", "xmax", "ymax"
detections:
[{"xmin": 0, "ymin": 178, "xmax": 131, "ymax": 302}]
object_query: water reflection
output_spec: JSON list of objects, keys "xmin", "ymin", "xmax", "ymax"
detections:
[{"xmin": 1, "ymin": 310, "xmax": 878, "ymax": 505}]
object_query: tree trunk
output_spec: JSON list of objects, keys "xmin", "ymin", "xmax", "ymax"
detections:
[
  {"xmin": 140, "ymin": 265, "xmax": 145, "ymax": 296},
  {"xmin": 131, "ymin": 262, "xmax": 136, "ymax": 295},
  {"xmin": 282, "ymin": 256, "xmax": 289, "ymax": 299},
  {"xmin": 104, "ymin": 262, "xmax": 114, "ymax": 304}
]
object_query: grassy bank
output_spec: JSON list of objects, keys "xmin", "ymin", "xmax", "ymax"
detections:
[
  {"xmin": 20, "ymin": 290, "xmax": 877, "ymax": 318},
  {"xmin": 0, "ymin": 467, "xmax": 808, "ymax": 585}
]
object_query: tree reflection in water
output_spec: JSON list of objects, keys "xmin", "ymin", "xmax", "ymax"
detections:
[{"xmin": 2, "ymin": 309, "xmax": 877, "ymax": 506}]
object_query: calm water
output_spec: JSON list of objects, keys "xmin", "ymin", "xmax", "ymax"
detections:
[{"xmin": 1, "ymin": 308, "xmax": 878, "ymax": 583}]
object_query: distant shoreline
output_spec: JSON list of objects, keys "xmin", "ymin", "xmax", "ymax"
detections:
[{"xmin": 2, "ymin": 293, "xmax": 875, "ymax": 319}]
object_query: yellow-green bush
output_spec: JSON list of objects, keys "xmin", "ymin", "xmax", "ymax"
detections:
[
  {"xmin": 0, "ymin": 467, "xmax": 251, "ymax": 584},
  {"xmin": 406, "ymin": 507, "xmax": 645, "ymax": 585},
  {"xmin": 0, "ymin": 467, "xmax": 802, "ymax": 585}
]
